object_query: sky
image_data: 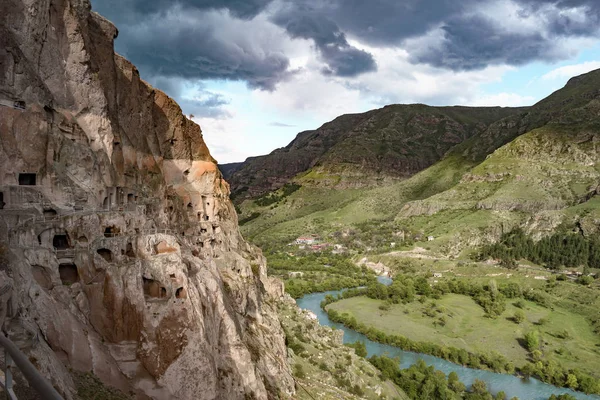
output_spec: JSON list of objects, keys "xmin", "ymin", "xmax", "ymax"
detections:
[{"xmin": 91, "ymin": 0, "xmax": 600, "ymax": 164}]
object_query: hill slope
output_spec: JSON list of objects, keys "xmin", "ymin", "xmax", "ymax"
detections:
[
  {"xmin": 223, "ymin": 105, "xmax": 524, "ymax": 199},
  {"xmin": 236, "ymin": 68, "xmax": 600, "ymax": 250}
]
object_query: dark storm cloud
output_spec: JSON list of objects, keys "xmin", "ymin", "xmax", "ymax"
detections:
[
  {"xmin": 93, "ymin": 0, "xmax": 275, "ymax": 22},
  {"xmin": 93, "ymin": 0, "xmax": 290, "ymax": 90},
  {"xmin": 407, "ymin": 0, "xmax": 600, "ymax": 70},
  {"xmin": 272, "ymin": 11, "xmax": 376, "ymax": 76},
  {"xmin": 123, "ymin": 11, "xmax": 291, "ymax": 90},
  {"xmin": 92, "ymin": 0, "xmax": 600, "ymax": 90},
  {"xmin": 409, "ymin": 15, "xmax": 558, "ymax": 70}
]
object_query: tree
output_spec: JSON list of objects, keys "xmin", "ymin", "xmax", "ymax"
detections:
[
  {"xmin": 513, "ymin": 309, "xmax": 525, "ymax": 324},
  {"xmin": 471, "ymin": 379, "xmax": 488, "ymax": 394},
  {"xmin": 566, "ymin": 374, "xmax": 578, "ymax": 390},
  {"xmin": 524, "ymin": 330, "xmax": 540, "ymax": 352}
]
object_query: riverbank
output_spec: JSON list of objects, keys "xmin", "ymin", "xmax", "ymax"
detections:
[
  {"xmin": 297, "ymin": 289, "xmax": 600, "ymax": 400},
  {"xmin": 326, "ymin": 294, "xmax": 600, "ymax": 378}
]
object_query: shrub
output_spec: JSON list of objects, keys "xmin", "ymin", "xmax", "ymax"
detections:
[{"xmin": 513, "ymin": 309, "xmax": 526, "ymax": 324}]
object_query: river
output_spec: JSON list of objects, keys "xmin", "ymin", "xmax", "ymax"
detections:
[{"xmin": 296, "ymin": 277, "xmax": 599, "ymax": 400}]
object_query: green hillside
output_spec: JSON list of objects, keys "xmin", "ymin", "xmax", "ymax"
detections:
[{"xmin": 238, "ymin": 69, "xmax": 600, "ymax": 255}]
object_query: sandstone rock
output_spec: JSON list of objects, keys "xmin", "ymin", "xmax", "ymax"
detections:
[{"xmin": 0, "ymin": 1, "xmax": 294, "ymax": 398}]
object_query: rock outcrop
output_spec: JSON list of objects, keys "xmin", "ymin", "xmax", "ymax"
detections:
[{"xmin": 0, "ymin": 0, "xmax": 294, "ymax": 398}]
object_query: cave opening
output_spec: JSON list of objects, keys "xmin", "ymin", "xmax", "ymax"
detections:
[
  {"xmin": 43, "ymin": 209, "xmax": 57, "ymax": 218},
  {"xmin": 96, "ymin": 248, "xmax": 113, "ymax": 262},
  {"xmin": 126, "ymin": 242, "xmax": 135, "ymax": 258},
  {"xmin": 104, "ymin": 226, "xmax": 117, "ymax": 238},
  {"xmin": 175, "ymin": 287, "xmax": 186, "ymax": 299},
  {"xmin": 59, "ymin": 263, "xmax": 79, "ymax": 285},
  {"xmin": 18, "ymin": 173, "xmax": 37, "ymax": 186},
  {"xmin": 52, "ymin": 234, "xmax": 70, "ymax": 250},
  {"xmin": 143, "ymin": 277, "xmax": 167, "ymax": 299}
]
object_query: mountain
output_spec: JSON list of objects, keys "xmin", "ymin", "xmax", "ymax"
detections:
[
  {"xmin": 0, "ymin": 1, "xmax": 295, "ymax": 398},
  {"xmin": 235, "ymin": 68, "xmax": 600, "ymax": 250},
  {"xmin": 223, "ymin": 105, "xmax": 525, "ymax": 200}
]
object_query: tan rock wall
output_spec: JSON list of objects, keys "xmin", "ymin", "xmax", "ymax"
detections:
[{"xmin": 0, "ymin": 0, "xmax": 293, "ymax": 398}]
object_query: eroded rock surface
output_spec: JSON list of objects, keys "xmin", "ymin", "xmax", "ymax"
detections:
[{"xmin": 0, "ymin": 1, "xmax": 294, "ymax": 398}]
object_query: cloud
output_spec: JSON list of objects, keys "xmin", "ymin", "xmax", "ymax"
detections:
[
  {"xmin": 406, "ymin": 0, "xmax": 600, "ymax": 70},
  {"xmin": 541, "ymin": 60, "xmax": 600, "ymax": 80},
  {"xmin": 272, "ymin": 10, "xmax": 376, "ymax": 77},
  {"xmin": 92, "ymin": 0, "xmax": 600, "ymax": 91},
  {"xmin": 466, "ymin": 92, "xmax": 536, "ymax": 107},
  {"xmin": 269, "ymin": 122, "xmax": 297, "ymax": 127},
  {"xmin": 146, "ymin": 76, "xmax": 233, "ymax": 118},
  {"xmin": 123, "ymin": 7, "xmax": 297, "ymax": 90}
]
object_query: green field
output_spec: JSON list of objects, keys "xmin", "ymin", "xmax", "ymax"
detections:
[{"xmin": 327, "ymin": 293, "xmax": 600, "ymax": 378}]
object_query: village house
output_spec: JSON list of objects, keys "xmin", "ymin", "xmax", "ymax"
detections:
[{"xmin": 295, "ymin": 236, "xmax": 317, "ymax": 245}]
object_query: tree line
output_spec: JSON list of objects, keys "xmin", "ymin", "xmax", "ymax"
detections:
[{"xmin": 478, "ymin": 228, "xmax": 600, "ymax": 271}]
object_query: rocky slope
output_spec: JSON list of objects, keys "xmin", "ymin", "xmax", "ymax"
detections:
[
  {"xmin": 223, "ymin": 105, "xmax": 524, "ymax": 200},
  {"xmin": 0, "ymin": 0, "xmax": 294, "ymax": 398}
]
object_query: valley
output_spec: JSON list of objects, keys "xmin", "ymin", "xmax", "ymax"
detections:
[{"xmin": 228, "ymin": 68, "xmax": 600, "ymax": 399}]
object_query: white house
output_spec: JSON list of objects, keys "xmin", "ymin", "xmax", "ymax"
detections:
[{"xmin": 295, "ymin": 236, "xmax": 316, "ymax": 245}]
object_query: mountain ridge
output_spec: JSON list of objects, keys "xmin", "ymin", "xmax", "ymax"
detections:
[{"xmin": 222, "ymin": 104, "xmax": 525, "ymax": 200}]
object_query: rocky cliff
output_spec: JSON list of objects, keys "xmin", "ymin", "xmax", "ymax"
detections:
[
  {"xmin": 0, "ymin": 0, "xmax": 294, "ymax": 398},
  {"xmin": 223, "ymin": 105, "xmax": 525, "ymax": 200}
]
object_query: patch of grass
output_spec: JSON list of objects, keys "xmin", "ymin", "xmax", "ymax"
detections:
[
  {"xmin": 75, "ymin": 372, "xmax": 131, "ymax": 400},
  {"xmin": 327, "ymin": 293, "xmax": 600, "ymax": 378}
]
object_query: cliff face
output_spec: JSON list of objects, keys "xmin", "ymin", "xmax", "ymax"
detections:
[
  {"xmin": 223, "ymin": 105, "xmax": 525, "ymax": 200},
  {"xmin": 0, "ymin": 0, "xmax": 294, "ymax": 398}
]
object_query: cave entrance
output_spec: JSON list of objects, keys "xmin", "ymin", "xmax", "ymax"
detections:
[
  {"xmin": 126, "ymin": 242, "xmax": 135, "ymax": 258},
  {"xmin": 0, "ymin": 192, "xmax": 4, "ymax": 209},
  {"xmin": 96, "ymin": 248, "xmax": 113, "ymax": 262},
  {"xmin": 53, "ymin": 234, "xmax": 70, "ymax": 250},
  {"xmin": 175, "ymin": 287, "xmax": 187, "ymax": 299},
  {"xmin": 59, "ymin": 263, "xmax": 78, "ymax": 285},
  {"xmin": 104, "ymin": 226, "xmax": 117, "ymax": 238},
  {"xmin": 18, "ymin": 173, "xmax": 37, "ymax": 186},
  {"xmin": 103, "ymin": 197, "xmax": 109, "ymax": 210},
  {"xmin": 127, "ymin": 193, "xmax": 135, "ymax": 204},
  {"xmin": 43, "ymin": 209, "xmax": 57, "ymax": 218},
  {"xmin": 143, "ymin": 277, "xmax": 167, "ymax": 299}
]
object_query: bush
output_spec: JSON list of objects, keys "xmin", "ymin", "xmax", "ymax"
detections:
[
  {"xmin": 513, "ymin": 310, "xmax": 526, "ymax": 324},
  {"xmin": 524, "ymin": 330, "xmax": 540, "ymax": 352},
  {"xmin": 577, "ymin": 275, "xmax": 594, "ymax": 285}
]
